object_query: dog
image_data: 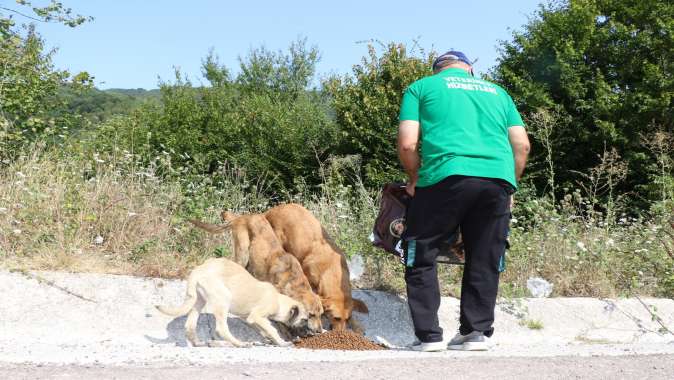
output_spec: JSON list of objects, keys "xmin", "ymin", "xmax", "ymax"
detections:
[
  {"xmin": 156, "ymin": 257, "xmax": 309, "ymax": 347},
  {"xmin": 189, "ymin": 213, "xmax": 324, "ymax": 335},
  {"xmin": 262, "ymin": 203, "xmax": 369, "ymax": 331}
]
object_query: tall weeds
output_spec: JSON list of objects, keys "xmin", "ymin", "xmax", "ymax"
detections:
[{"xmin": 0, "ymin": 146, "xmax": 672, "ymax": 297}]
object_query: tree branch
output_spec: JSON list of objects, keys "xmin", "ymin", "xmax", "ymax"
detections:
[{"xmin": 0, "ymin": 6, "xmax": 52, "ymax": 23}]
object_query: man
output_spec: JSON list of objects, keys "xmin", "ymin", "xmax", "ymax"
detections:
[{"xmin": 397, "ymin": 51, "xmax": 530, "ymax": 352}]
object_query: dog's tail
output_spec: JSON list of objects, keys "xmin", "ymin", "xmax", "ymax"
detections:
[
  {"xmin": 155, "ymin": 272, "xmax": 199, "ymax": 317},
  {"xmin": 188, "ymin": 219, "xmax": 232, "ymax": 234}
]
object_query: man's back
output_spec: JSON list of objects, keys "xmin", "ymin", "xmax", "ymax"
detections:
[{"xmin": 399, "ymin": 68, "xmax": 523, "ymax": 188}]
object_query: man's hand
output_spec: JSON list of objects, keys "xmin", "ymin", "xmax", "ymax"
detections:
[{"xmin": 405, "ymin": 179, "xmax": 417, "ymax": 197}]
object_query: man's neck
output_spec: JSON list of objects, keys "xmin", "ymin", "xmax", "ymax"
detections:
[{"xmin": 436, "ymin": 65, "xmax": 472, "ymax": 75}]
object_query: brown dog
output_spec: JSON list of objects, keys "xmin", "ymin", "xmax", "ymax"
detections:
[
  {"xmin": 261, "ymin": 204, "xmax": 369, "ymax": 331},
  {"xmin": 189, "ymin": 212, "xmax": 323, "ymax": 335}
]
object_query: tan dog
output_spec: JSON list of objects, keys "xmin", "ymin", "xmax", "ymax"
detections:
[
  {"xmin": 189, "ymin": 213, "xmax": 323, "ymax": 335},
  {"xmin": 156, "ymin": 258, "xmax": 309, "ymax": 347},
  {"xmin": 262, "ymin": 204, "xmax": 369, "ymax": 331}
]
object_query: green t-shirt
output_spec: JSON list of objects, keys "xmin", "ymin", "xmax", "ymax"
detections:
[{"xmin": 399, "ymin": 68, "xmax": 524, "ymax": 188}]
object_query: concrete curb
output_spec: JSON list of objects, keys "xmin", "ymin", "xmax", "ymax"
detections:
[{"xmin": 1, "ymin": 270, "xmax": 673, "ymax": 365}]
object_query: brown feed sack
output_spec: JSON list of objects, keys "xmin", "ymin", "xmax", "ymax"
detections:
[{"xmin": 294, "ymin": 330, "xmax": 386, "ymax": 351}]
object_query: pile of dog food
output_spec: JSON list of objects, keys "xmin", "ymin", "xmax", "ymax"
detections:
[{"xmin": 294, "ymin": 330, "xmax": 385, "ymax": 351}]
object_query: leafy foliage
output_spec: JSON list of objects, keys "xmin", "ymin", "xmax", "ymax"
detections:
[
  {"xmin": 0, "ymin": 1, "xmax": 92, "ymax": 160},
  {"xmin": 130, "ymin": 40, "xmax": 340, "ymax": 191},
  {"xmin": 491, "ymin": 0, "xmax": 674, "ymax": 207},
  {"xmin": 2, "ymin": 0, "xmax": 92, "ymax": 30},
  {"xmin": 324, "ymin": 42, "xmax": 434, "ymax": 186},
  {"xmin": 58, "ymin": 86, "xmax": 160, "ymax": 123}
]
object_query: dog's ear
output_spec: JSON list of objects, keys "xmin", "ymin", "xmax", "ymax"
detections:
[
  {"xmin": 289, "ymin": 305, "xmax": 300, "ymax": 322},
  {"xmin": 352, "ymin": 298, "xmax": 369, "ymax": 314},
  {"xmin": 220, "ymin": 211, "xmax": 239, "ymax": 222}
]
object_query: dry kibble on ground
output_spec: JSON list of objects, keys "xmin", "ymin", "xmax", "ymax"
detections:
[{"xmin": 294, "ymin": 330, "xmax": 385, "ymax": 351}]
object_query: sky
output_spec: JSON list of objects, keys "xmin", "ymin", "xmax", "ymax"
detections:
[{"xmin": 24, "ymin": 0, "xmax": 544, "ymax": 89}]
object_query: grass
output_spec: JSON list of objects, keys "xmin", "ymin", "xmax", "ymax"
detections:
[
  {"xmin": 520, "ymin": 319, "xmax": 544, "ymax": 330},
  {"xmin": 574, "ymin": 335, "xmax": 617, "ymax": 345},
  {"xmin": 1, "ymin": 148, "xmax": 673, "ymax": 298}
]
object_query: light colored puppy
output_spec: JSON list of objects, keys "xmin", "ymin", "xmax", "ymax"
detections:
[{"xmin": 156, "ymin": 257, "xmax": 309, "ymax": 347}]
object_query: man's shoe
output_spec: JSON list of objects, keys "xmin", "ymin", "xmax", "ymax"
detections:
[
  {"xmin": 447, "ymin": 331, "xmax": 490, "ymax": 351},
  {"xmin": 410, "ymin": 340, "xmax": 447, "ymax": 352}
]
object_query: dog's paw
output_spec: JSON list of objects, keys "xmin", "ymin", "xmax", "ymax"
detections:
[{"xmin": 277, "ymin": 340, "xmax": 294, "ymax": 348}]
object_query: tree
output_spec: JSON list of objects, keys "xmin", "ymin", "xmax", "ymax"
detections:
[
  {"xmin": 134, "ymin": 39, "xmax": 339, "ymax": 191},
  {"xmin": 0, "ymin": 1, "xmax": 92, "ymax": 159},
  {"xmin": 1, "ymin": 0, "xmax": 91, "ymax": 34},
  {"xmin": 491, "ymin": 0, "xmax": 673, "ymax": 207},
  {"xmin": 324, "ymin": 42, "xmax": 434, "ymax": 186}
]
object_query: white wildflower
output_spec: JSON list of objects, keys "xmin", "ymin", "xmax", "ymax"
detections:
[
  {"xmin": 606, "ymin": 238, "xmax": 614, "ymax": 247},
  {"xmin": 576, "ymin": 241, "xmax": 587, "ymax": 252},
  {"xmin": 94, "ymin": 235, "xmax": 104, "ymax": 245}
]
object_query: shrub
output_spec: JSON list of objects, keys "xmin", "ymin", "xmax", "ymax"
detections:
[{"xmin": 324, "ymin": 42, "xmax": 434, "ymax": 186}]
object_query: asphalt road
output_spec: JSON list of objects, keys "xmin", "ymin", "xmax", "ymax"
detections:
[{"xmin": 2, "ymin": 354, "xmax": 673, "ymax": 380}]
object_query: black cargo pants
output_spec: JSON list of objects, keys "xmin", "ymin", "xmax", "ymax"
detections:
[{"xmin": 402, "ymin": 175, "xmax": 512, "ymax": 343}]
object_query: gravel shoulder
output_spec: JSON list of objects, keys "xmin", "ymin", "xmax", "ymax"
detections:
[{"xmin": 1, "ymin": 269, "xmax": 673, "ymax": 376}]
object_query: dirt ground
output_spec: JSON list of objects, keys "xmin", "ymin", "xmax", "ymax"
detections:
[{"xmin": 2, "ymin": 354, "xmax": 674, "ymax": 380}]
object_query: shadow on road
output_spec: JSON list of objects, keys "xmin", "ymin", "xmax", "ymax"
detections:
[{"xmin": 144, "ymin": 313, "xmax": 265, "ymax": 346}]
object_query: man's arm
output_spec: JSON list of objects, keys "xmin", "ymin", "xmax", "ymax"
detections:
[
  {"xmin": 508, "ymin": 125, "xmax": 531, "ymax": 180},
  {"xmin": 397, "ymin": 120, "xmax": 421, "ymax": 195}
]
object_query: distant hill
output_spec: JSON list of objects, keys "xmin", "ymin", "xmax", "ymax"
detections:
[
  {"xmin": 58, "ymin": 87, "xmax": 161, "ymax": 123},
  {"xmin": 104, "ymin": 88, "xmax": 161, "ymax": 98}
]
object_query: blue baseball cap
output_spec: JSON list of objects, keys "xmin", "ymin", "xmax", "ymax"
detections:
[{"xmin": 432, "ymin": 51, "xmax": 474, "ymax": 71}]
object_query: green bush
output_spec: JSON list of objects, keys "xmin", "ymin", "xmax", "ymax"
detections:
[
  {"xmin": 111, "ymin": 39, "xmax": 340, "ymax": 192},
  {"xmin": 324, "ymin": 42, "xmax": 434, "ymax": 186},
  {"xmin": 491, "ymin": 0, "xmax": 674, "ymax": 207}
]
